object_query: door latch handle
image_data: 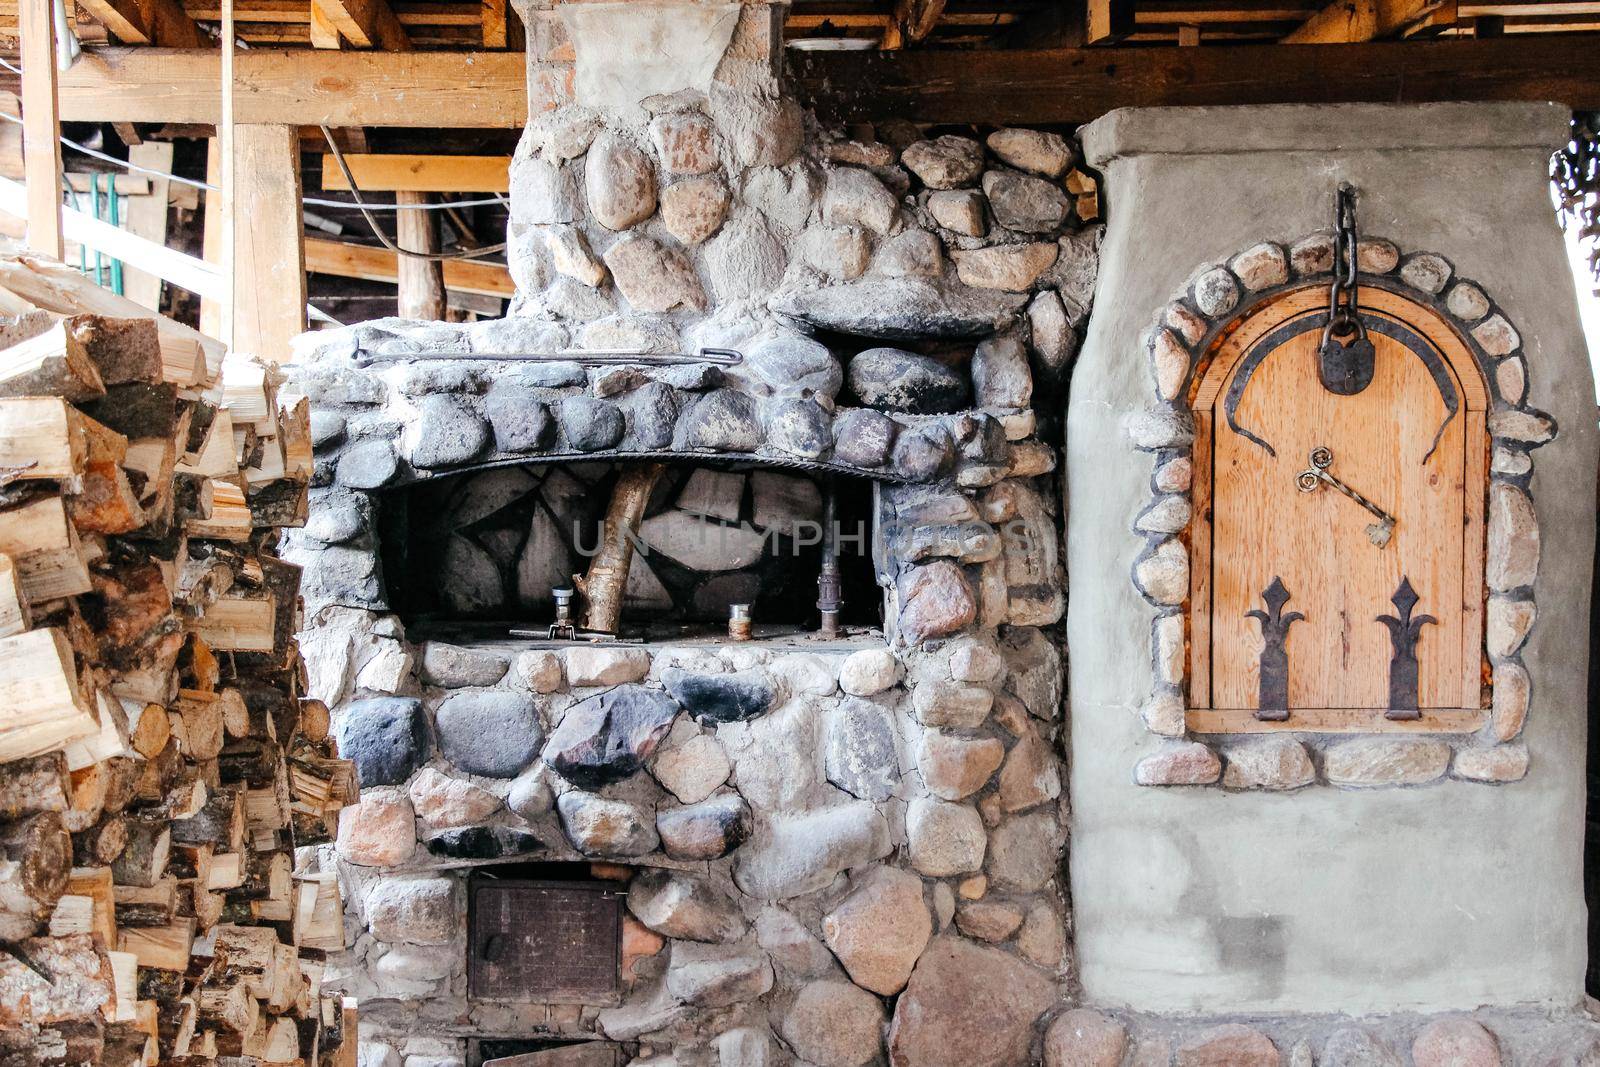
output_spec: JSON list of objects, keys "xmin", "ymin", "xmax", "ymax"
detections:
[{"xmin": 1295, "ymin": 446, "xmax": 1396, "ymax": 548}]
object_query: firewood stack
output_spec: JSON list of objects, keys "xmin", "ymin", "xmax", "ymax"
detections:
[{"xmin": 0, "ymin": 255, "xmax": 357, "ymax": 1067}]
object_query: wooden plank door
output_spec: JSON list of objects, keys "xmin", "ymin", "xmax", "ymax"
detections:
[{"xmin": 1196, "ymin": 287, "xmax": 1486, "ymax": 725}]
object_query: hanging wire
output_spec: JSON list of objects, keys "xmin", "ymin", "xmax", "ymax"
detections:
[{"xmin": 318, "ymin": 124, "xmax": 507, "ymax": 262}]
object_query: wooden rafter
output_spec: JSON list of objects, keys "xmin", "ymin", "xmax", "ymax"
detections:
[
  {"xmin": 1285, "ymin": 0, "xmax": 1457, "ymax": 40},
  {"xmin": 793, "ymin": 33, "xmax": 1600, "ymax": 121},
  {"xmin": 309, "ymin": 0, "xmax": 411, "ymax": 48},
  {"xmin": 77, "ymin": 0, "xmax": 206, "ymax": 45},
  {"xmin": 1088, "ymin": 0, "xmax": 1136, "ymax": 40},
  {"xmin": 318, "ymin": 153, "xmax": 510, "ymax": 191},
  {"xmin": 303, "ymin": 236, "xmax": 511, "ymax": 297}
]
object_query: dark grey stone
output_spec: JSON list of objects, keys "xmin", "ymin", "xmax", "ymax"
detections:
[
  {"xmin": 959, "ymin": 415, "xmax": 1008, "ymax": 465},
  {"xmin": 679, "ymin": 389, "xmax": 762, "ymax": 452},
  {"xmin": 982, "ymin": 170, "xmax": 1071, "ymax": 234},
  {"xmin": 833, "ymin": 409, "xmax": 898, "ymax": 468},
  {"xmin": 515, "ymin": 360, "xmax": 588, "ymax": 388},
  {"xmin": 542, "ymin": 685, "xmax": 680, "ymax": 790},
  {"xmin": 398, "ymin": 362, "xmax": 488, "ymax": 396},
  {"xmin": 301, "ymin": 495, "xmax": 366, "ymax": 545},
  {"xmin": 486, "ymin": 387, "xmax": 555, "ymax": 453},
  {"xmin": 423, "ymin": 825, "xmax": 543, "ymax": 860},
  {"xmin": 892, "ymin": 424, "xmax": 954, "ymax": 483},
  {"xmin": 771, "ymin": 277, "xmax": 1028, "ymax": 341},
  {"xmin": 420, "ymin": 642, "xmax": 510, "ymax": 688},
  {"xmin": 410, "ymin": 395, "xmax": 490, "ymax": 469},
  {"xmin": 336, "ymin": 698, "xmax": 430, "ymax": 788},
  {"xmin": 335, "ymin": 439, "xmax": 399, "ymax": 489},
  {"xmin": 559, "ymin": 396, "xmax": 626, "ymax": 452},
  {"xmin": 296, "ymin": 364, "xmax": 385, "ymax": 405},
  {"xmin": 623, "ymin": 381, "xmax": 678, "ymax": 450},
  {"xmin": 655, "ymin": 363, "xmax": 724, "ymax": 391},
  {"xmin": 848, "ymin": 348, "xmax": 970, "ymax": 415},
  {"xmin": 309, "ymin": 410, "xmax": 347, "ymax": 449},
  {"xmin": 766, "ymin": 399, "xmax": 832, "ymax": 460},
  {"xmin": 435, "ymin": 691, "xmax": 543, "ymax": 778},
  {"xmin": 745, "ymin": 333, "xmax": 844, "ymax": 401},
  {"xmin": 826, "ymin": 698, "xmax": 900, "ymax": 802},
  {"xmin": 300, "ymin": 544, "xmax": 381, "ymax": 605},
  {"xmin": 663, "ymin": 668, "xmax": 776, "ymax": 724},
  {"xmin": 1321, "ymin": 1029, "xmax": 1403, "ymax": 1067},
  {"xmin": 658, "ymin": 794, "xmax": 753, "ymax": 861}
]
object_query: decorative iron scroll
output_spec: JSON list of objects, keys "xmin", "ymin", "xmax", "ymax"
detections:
[
  {"xmin": 1377, "ymin": 576, "xmax": 1436, "ymax": 720},
  {"xmin": 1247, "ymin": 576, "xmax": 1304, "ymax": 721},
  {"xmin": 1223, "ymin": 313, "xmax": 1462, "ymax": 463}
]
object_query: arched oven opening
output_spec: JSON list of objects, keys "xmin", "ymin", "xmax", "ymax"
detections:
[{"xmin": 377, "ymin": 457, "xmax": 885, "ymax": 644}]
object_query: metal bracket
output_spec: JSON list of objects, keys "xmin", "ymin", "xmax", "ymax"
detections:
[
  {"xmin": 1246, "ymin": 576, "xmax": 1304, "ymax": 721},
  {"xmin": 1377, "ymin": 576, "xmax": 1436, "ymax": 719}
]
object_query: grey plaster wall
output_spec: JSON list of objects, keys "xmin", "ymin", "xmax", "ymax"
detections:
[{"xmin": 1066, "ymin": 102, "xmax": 1595, "ymax": 1014}]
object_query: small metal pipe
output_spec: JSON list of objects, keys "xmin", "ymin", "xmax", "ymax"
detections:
[
  {"xmin": 816, "ymin": 475, "xmax": 842, "ymax": 639},
  {"xmin": 729, "ymin": 604, "xmax": 753, "ymax": 642}
]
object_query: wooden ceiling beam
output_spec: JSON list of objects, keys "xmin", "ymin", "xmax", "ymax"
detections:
[
  {"xmin": 794, "ymin": 33, "xmax": 1600, "ymax": 121},
  {"xmin": 311, "ymin": 0, "xmax": 411, "ymax": 48},
  {"xmin": 54, "ymin": 37, "xmax": 1600, "ymax": 129},
  {"xmin": 57, "ymin": 48, "xmax": 523, "ymax": 127},
  {"xmin": 79, "ymin": 0, "xmax": 206, "ymax": 44},
  {"xmin": 1284, "ymin": 0, "xmax": 1455, "ymax": 41},
  {"xmin": 304, "ymin": 236, "xmax": 511, "ymax": 296},
  {"xmin": 318, "ymin": 152, "xmax": 510, "ymax": 192}
]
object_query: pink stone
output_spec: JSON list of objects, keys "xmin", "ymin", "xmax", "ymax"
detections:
[
  {"xmin": 1135, "ymin": 741, "xmax": 1221, "ymax": 786},
  {"xmin": 1175, "ymin": 1024, "xmax": 1281, "ymax": 1067},
  {"xmin": 1045, "ymin": 1009, "xmax": 1128, "ymax": 1067},
  {"xmin": 820, "ymin": 865, "xmax": 931, "ymax": 995},
  {"xmin": 650, "ymin": 113, "xmax": 718, "ymax": 176},
  {"xmin": 1412, "ymin": 1018, "xmax": 1501, "ymax": 1067},
  {"xmin": 887, "ymin": 936, "xmax": 1055, "ymax": 1067},
  {"xmin": 917, "ymin": 731, "xmax": 1005, "ymax": 800},
  {"xmin": 898, "ymin": 561, "xmax": 978, "ymax": 645},
  {"xmin": 407, "ymin": 767, "xmax": 502, "ymax": 828},
  {"xmin": 336, "ymin": 791, "xmax": 416, "ymax": 867}
]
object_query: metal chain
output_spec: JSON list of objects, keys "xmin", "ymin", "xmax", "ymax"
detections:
[{"xmin": 1327, "ymin": 182, "xmax": 1361, "ymax": 338}]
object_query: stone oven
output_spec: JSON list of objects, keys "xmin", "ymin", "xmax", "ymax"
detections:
[
  {"xmin": 282, "ymin": 2, "xmax": 1079, "ymax": 1063},
  {"xmin": 281, "ymin": 1, "xmax": 1600, "ymax": 1063}
]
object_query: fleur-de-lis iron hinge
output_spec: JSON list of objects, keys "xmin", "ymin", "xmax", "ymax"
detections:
[
  {"xmin": 1247, "ymin": 576, "xmax": 1304, "ymax": 721},
  {"xmin": 1377, "ymin": 576, "xmax": 1436, "ymax": 720}
]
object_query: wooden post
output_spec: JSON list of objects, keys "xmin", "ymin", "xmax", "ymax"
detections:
[
  {"xmin": 230, "ymin": 125, "xmax": 306, "ymax": 360},
  {"xmin": 395, "ymin": 191, "xmax": 444, "ymax": 320},
  {"xmin": 199, "ymin": 139, "xmax": 224, "ymax": 338},
  {"xmin": 122, "ymin": 142, "xmax": 173, "ymax": 310},
  {"xmin": 20, "ymin": 0, "xmax": 63, "ymax": 259}
]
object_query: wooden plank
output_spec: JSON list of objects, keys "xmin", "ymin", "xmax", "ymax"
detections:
[
  {"xmin": 1186, "ymin": 706, "xmax": 1488, "ymax": 733},
  {"xmin": 791, "ymin": 33, "xmax": 1600, "ymax": 121},
  {"xmin": 303, "ymin": 235, "xmax": 512, "ymax": 296},
  {"xmin": 480, "ymin": 0, "xmax": 505, "ymax": 46},
  {"xmin": 121, "ymin": 142, "xmax": 173, "ymax": 311},
  {"xmin": 1088, "ymin": 0, "xmax": 1135, "ymax": 40},
  {"xmin": 1284, "ymin": 0, "xmax": 1455, "ymax": 41},
  {"xmin": 20, "ymin": 0, "xmax": 63, "ymax": 259},
  {"xmin": 312, "ymin": 0, "xmax": 411, "ymax": 49},
  {"xmin": 318, "ymin": 152, "xmax": 510, "ymax": 192},
  {"xmin": 74, "ymin": 0, "xmax": 151, "ymax": 42},
  {"xmin": 57, "ymin": 48, "xmax": 524, "ymax": 127},
  {"xmin": 230, "ymin": 125, "xmax": 305, "ymax": 363},
  {"xmin": 893, "ymin": 0, "xmax": 947, "ymax": 42},
  {"xmin": 200, "ymin": 138, "xmax": 224, "ymax": 339},
  {"xmin": 395, "ymin": 191, "xmax": 444, "ymax": 320},
  {"xmin": 309, "ymin": 0, "xmax": 341, "ymax": 46}
]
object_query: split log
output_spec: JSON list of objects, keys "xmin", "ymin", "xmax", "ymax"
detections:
[
  {"xmin": 117, "ymin": 915, "xmax": 194, "ymax": 971},
  {"xmin": 0, "ymin": 933, "xmax": 114, "ymax": 1027},
  {"xmin": 0, "ymin": 810, "xmax": 72, "ymax": 939},
  {"xmin": 170, "ymin": 787, "xmax": 244, "ymax": 851},
  {"xmin": 175, "ymin": 693, "xmax": 226, "ymax": 760},
  {"xmin": 0, "ymin": 321, "xmax": 106, "ymax": 402},
  {"xmin": 0, "ymin": 628, "xmax": 98, "ymax": 763},
  {"xmin": 0, "ymin": 752, "xmax": 71, "ymax": 818},
  {"xmin": 67, "ymin": 315, "xmax": 163, "ymax": 387},
  {"xmin": 110, "ymin": 813, "xmax": 169, "ymax": 889},
  {"xmin": 71, "ymin": 812, "xmax": 128, "ymax": 867},
  {"xmin": 0, "ymin": 498, "xmax": 92, "ymax": 604},
  {"xmin": 114, "ymin": 877, "xmax": 177, "ymax": 926},
  {"xmin": 0, "ymin": 551, "xmax": 32, "ymax": 637}
]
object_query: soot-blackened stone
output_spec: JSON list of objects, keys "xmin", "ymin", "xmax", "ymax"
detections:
[
  {"xmin": 767, "ymin": 399, "xmax": 832, "ymax": 460},
  {"xmin": 542, "ymin": 685, "xmax": 680, "ymax": 790},
  {"xmin": 679, "ymin": 389, "xmax": 762, "ymax": 452},
  {"xmin": 663, "ymin": 668, "xmax": 776, "ymax": 724},
  {"xmin": 336, "ymin": 698, "xmax": 431, "ymax": 788},
  {"xmin": 833, "ymin": 408, "xmax": 897, "ymax": 468},
  {"xmin": 658, "ymin": 793, "xmax": 753, "ymax": 861},
  {"xmin": 847, "ymin": 348, "xmax": 970, "ymax": 414},
  {"xmin": 486, "ymin": 386, "xmax": 555, "ymax": 453},
  {"xmin": 435, "ymin": 691, "xmax": 543, "ymax": 778},
  {"xmin": 423, "ymin": 825, "xmax": 543, "ymax": 860},
  {"xmin": 410, "ymin": 395, "xmax": 491, "ymax": 469},
  {"xmin": 559, "ymin": 396, "xmax": 626, "ymax": 452},
  {"xmin": 624, "ymin": 381, "xmax": 678, "ymax": 450},
  {"xmin": 892, "ymin": 424, "xmax": 954, "ymax": 483}
]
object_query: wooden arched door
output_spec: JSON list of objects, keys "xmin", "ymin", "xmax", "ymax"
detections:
[{"xmin": 1188, "ymin": 286, "xmax": 1489, "ymax": 733}]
